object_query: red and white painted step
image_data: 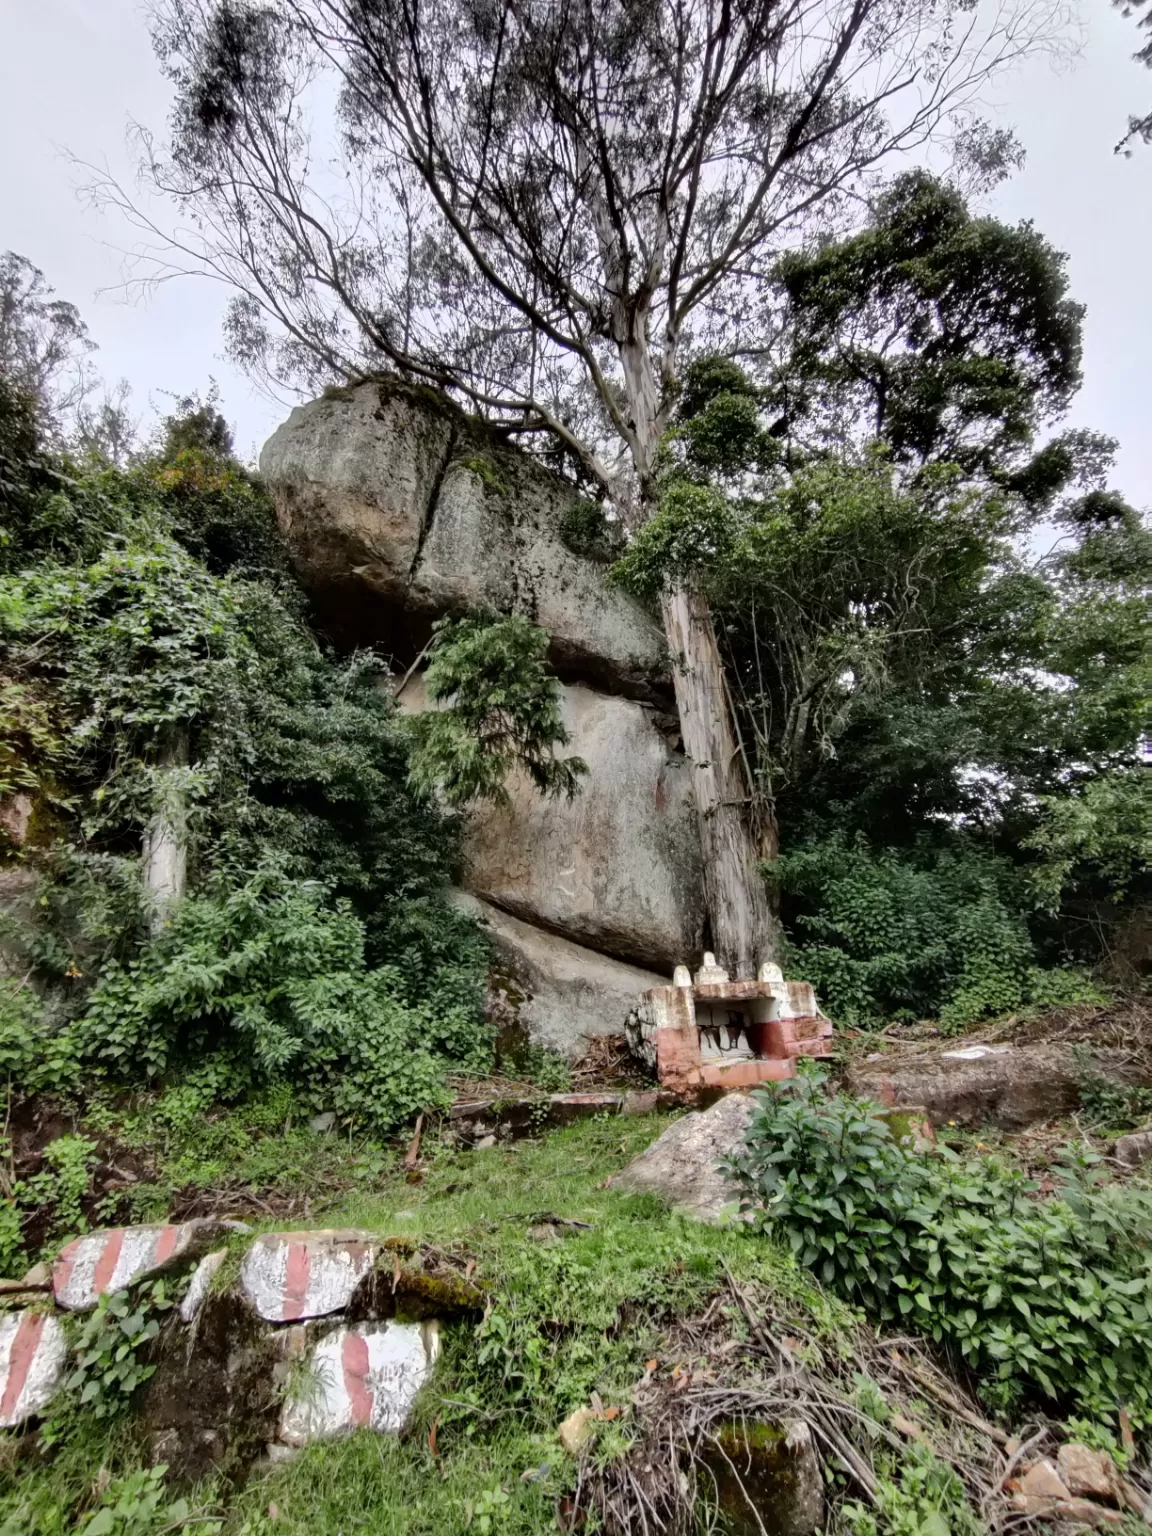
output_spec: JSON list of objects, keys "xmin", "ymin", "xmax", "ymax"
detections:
[
  {"xmin": 1, "ymin": 1222, "xmax": 447, "ymax": 1443},
  {"xmin": 279, "ymin": 1320, "xmax": 440, "ymax": 1444},
  {"xmin": 0, "ymin": 1310, "xmax": 67, "ymax": 1429},
  {"xmin": 239, "ymin": 1230, "xmax": 379, "ymax": 1322}
]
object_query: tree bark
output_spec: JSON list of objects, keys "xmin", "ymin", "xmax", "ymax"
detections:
[
  {"xmin": 660, "ymin": 584, "xmax": 782, "ymax": 976},
  {"xmin": 142, "ymin": 730, "xmax": 189, "ymax": 933}
]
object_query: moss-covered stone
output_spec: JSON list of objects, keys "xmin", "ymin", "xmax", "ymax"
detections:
[{"xmin": 698, "ymin": 1418, "xmax": 823, "ymax": 1536}]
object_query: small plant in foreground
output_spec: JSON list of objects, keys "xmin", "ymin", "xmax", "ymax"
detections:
[
  {"xmin": 77, "ymin": 1465, "xmax": 218, "ymax": 1536},
  {"xmin": 844, "ymin": 1444, "xmax": 982, "ymax": 1536},
  {"xmin": 730, "ymin": 1064, "xmax": 1152, "ymax": 1433},
  {"xmin": 60, "ymin": 1278, "xmax": 178, "ymax": 1422}
]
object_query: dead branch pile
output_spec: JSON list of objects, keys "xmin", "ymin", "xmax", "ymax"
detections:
[{"xmin": 575, "ymin": 1263, "xmax": 1080, "ymax": 1535}]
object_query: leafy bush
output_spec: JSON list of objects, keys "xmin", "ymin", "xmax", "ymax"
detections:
[
  {"xmin": 405, "ymin": 610, "xmax": 587, "ymax": 806},
  {"xmin": 61, "ymin": 1278, "xmax": 179, "ymax": 1420},
  {"xmin": 845, "ymin": 1444, "xmax": 982, "ymax": 1536},
  {"xmin": 730, "ymin": 1067, "xmax": 1152, "ymax": 1430},
  {"xmin": 74, "ymin": 866, "xmax": 491, "ymax": 1131},
  {"xmin": 775, "ymin": 834, "xmax": 1101, "ymax": 1027}
]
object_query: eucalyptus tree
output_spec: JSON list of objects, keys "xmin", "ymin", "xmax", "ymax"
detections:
[{"xmin": 108, "ymin": 0, "xmax": 1061, "ymax": 973}]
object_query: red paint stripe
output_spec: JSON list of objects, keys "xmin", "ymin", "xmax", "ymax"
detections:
[
  {"xmin": 341, "ymin": 1332, "xmax": 373, "ymax": 1427},
  {"xmin": 52, "ymin": 1239, "xmax": 80, "ymax": 1302},
  {"xmin": 282, "ymin": 1243, "xmax": 312, "ymax": 1322},
  {"xmin": 1, "ymin": 1312, "xmax": 45, "ymax": 1420},
  {"xmin": 92, "ymin": 1229, "xmax": 126, "ymax": 1297},
  {"xmin": 153, "ymin": 1225, "xmax": 181, "ymax": 1266}
]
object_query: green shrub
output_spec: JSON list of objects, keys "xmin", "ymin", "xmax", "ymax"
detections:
[
  {"xmin": 775, "ymin": 834, "xmax": 1096, "ymax": 1027},
  {"xmin": 74, "ymin": 866, "xmax": 492, "ymax": 1132},
  {"xmin": 730, "ymin": 1066, "xmax": 1152, "ymax": 1431},
  {"xmin": 405, "ymin": 610, "xmax": 587, "ymax": 806}
]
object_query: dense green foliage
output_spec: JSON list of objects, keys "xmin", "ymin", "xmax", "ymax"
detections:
[
  {"xmin": 405, "ymin": 611, "xmax": 587, "ymax": 807},
  {"xmin": 0, "ymin": 371, "xmax": 492, "ymax": 1192},
  {"xmin": 731, "ymin": 1068, "xmax": 1152, "ymax": 1428},
  {"xmin": 611, "ymin": 178, "xmax": 1149, "ymax": 1023},
  {"xmin": 774, "ymin": 836, "xmax": 1104, "ymax": 1028}
]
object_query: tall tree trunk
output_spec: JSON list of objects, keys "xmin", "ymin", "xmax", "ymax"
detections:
[
  {"xmin": 142, "ymin": 730, "xmax": 189, "ymax": 933},
  {"xmin": 661, "ymin": 584, "xmax": 782, "ymax": 976}
]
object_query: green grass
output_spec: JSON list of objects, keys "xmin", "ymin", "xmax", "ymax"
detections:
[{"xmin": 1, "ymin": 1110, "xmax": 855, "ymax": 1536}]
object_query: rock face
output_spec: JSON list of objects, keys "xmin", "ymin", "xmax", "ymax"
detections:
[
  {"xmin": 847, "ymin": 1043, "xmax": 1148, "ymax": 1131},
  {"xmin": 261, "ymin": 381, "xmax": 667, "ymax": 699},
  {"xmin": 402, "ymin": 677, "xmax": 704, "ymax": 970},
  {"xmin": 609, "ymin": 1092, "xmax": 756, "ymax": 1221},
  {"xmin": 454, "ymin": 892, "xmax": 667, "ymax": 1059},
  {"xmin": 261, "ymin": 380, "xmax": 710, "ymax": 1018}
]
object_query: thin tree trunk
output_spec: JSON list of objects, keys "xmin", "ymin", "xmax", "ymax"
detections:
[
  {"xmin": 661, "ymin": 584, "xmax": 782, "ymax": 976},
  {"xmin": 142, "ymin": 729, "xmax": 189, "ymax": 933}
]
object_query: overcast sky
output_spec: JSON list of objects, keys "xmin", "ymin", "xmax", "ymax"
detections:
[{"xmin": 2, "ymin": 0, "xmax": 1151, "ymax": 501}]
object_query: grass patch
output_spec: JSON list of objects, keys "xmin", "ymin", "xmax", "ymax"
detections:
[{"xmin": 2, "ymin": 1110, "xmax": 857, "ymax": 1535}]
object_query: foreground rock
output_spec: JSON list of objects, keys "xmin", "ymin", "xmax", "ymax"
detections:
[
  {"xmin": 3, "ymin": 1221, "xmax": 483, "ymax": 1473},
  {"xmin": 454, "ymin": 892, "xmax": 667, "ymax": 1058},
  {"xmin": 699, "ymin": 1419, "xmax": 824, "ymax": 1536},
  {"xmin": 610, "ymin": 1093, "xmax": 755, "ymax": 1221},
  {"xmin": 261, "ymin": 381, "xmax": 666, "ymax": 698},
  {"xmin": 847, "ymin": 1042, "xmax": 1148, "ymax": 1131},
  {"xmin": 1115, "ymin": 1128, "xmax": 1152, "ymax": 1167},
  {"xmin": 0, "ymin": 1310, "xmax": 67, "ymax": 1428}
]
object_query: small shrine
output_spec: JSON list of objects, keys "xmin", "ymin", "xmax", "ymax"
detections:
[{"xmin": 628, "ymin": 954, "xmax": 833, "ymax": 1098}]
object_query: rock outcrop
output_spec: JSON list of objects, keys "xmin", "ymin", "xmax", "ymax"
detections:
[
  {"xmin": 261, "ymin": 379, "xmax": 714, "ymax": 1044},
  {"xmin": 847, "ymin": 1042, "xmax": 1150, "ymax": 1131},
  {"xmin": 453, "ymin": 892, "xmax": 667, "ymax": 1059},
  {"xmin": 260, "ymin": 381, "xmax": 667, "ymax": 700},
  {"xmin": 401, "ymin": 678, "xmax": 704, "ymax": 971}
]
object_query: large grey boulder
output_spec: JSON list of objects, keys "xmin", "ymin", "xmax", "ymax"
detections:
[
  {"xmin": 261, "ymin": 381, "xmax": 666, "ymax": 699},
  {"xmin": 610, "ymin": 1092, "xmax": 756, "ymax": 1221},
  {"xmin": 453, "ymin": 892, "xmax": 667, "ymax": 1059},
  {"xmin": 403, "ymin": 676, "xmax": 704, "ymax": 970}
]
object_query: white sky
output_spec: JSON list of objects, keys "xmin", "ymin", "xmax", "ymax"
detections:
[{"xmin": 2, "ymin": 0, "xmax": 1151, "ymax": 501}]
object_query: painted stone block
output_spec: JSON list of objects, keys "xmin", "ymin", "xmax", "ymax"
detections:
[
  {"xmin": 240, "ymin": 1231, "xmax": 379, "ymax": 1323},
  {"xmin": 279, "ymin": 1320, "xmax": 439, "ymax": 1444},
  {"xmin": 0, "ymin": 1310, "xmax": 67, "ymax": 1427},
  {"xmin": 54, "ymin": 1223, "xmax": 202, "ymax": 1311}
]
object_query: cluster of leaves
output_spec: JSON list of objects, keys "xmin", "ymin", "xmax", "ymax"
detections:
[
  {"xmin": 845, "ymin": 1444, "xmax": 983, "ymax": 1536},
  {"xmin": 405, "ymin": 611, "xmax": 586, "ymax": 807},
  {"xmin": 0, "ymin": 1130, "xmax": 97, "ymax": 1274},
  {"xmin": 609, "ymin": 181, "xmax": 1149, "ymax": 1020},
  {"xmin": 775, "ymin": 834, "xmax": 1104, "ymax": 1028},
  {"xmin": 58, "ymin": 1278, "xmax": 180, "ymax": 1423},
  {"xmin": 0, "ymin": 371, "xmax": 493, "ymax": 1169},
  {"xmin": 731, "ymin": 1068, "xmax": 1152, "ymax": 1429},
  {"xmin": 74, "ymin": 867, "xmax": 490, "ymax": 1132}
]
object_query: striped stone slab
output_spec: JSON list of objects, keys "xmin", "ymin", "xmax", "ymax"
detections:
[
  {"xmin": 53, "ymin": 1223, "xmax": 202, "ymax": 1311},
  {"xmin": 279, "ymin": 1320, "xmax": 439, "ymax": 1445},
  {"xmin": 0, "ymin": 1310, "xmax": 67, "ymax": 1427},
  {"xmin": 239, "ymin": 1231, "xmax": 379, "ymax": 1323}
]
